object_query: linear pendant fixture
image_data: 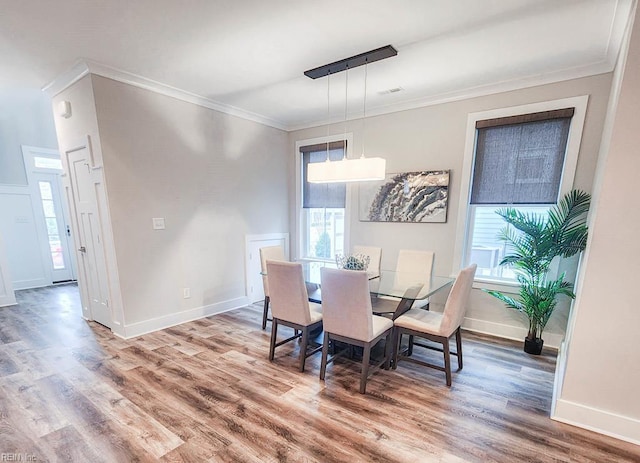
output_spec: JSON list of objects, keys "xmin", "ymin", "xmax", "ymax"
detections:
[
  {"xmin": 305, "ymin": 46, "xmax": 394, "ymax": 184},
  {"xmin": 304, "ymin": 45, "xmax": 397, "ymax": 79}
]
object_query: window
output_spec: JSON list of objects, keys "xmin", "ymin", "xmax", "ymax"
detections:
[
  {"xmin": 298, "ymin": 140, "xmax": 347, "ymax": 265},
  {"xmin": 33, "ymin": 156, "xmax": 63, "ymax": 170},
  {"xmin": 458, "ymin": 99, "xmax": 587, "ymax": 284}
]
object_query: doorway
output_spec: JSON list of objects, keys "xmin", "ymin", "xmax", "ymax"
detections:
[
  {"xmin": 64, "ymin": 142, "xmax": 112, "ymax": 329},
  {"xmin": 22, "ymin": 146, "xmax": 77, "ymax": 283}
]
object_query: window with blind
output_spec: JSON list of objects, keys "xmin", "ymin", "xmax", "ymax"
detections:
[
  {"xmin": 300, "ymin": 141, "xmax": 347, "ymax": 261},
  {"xmin": 465, "ymin": 108, "xmax": 574, "ymax": 282}
]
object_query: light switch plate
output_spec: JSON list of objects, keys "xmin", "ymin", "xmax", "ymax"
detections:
[{"xmin": 152, "ymin": 217, "xmax": 165, "ymax": 230}]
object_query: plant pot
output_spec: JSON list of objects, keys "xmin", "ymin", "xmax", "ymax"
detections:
[{"xmin": 524, "ymin": 337, "xmax": 544, "ymax": 355}]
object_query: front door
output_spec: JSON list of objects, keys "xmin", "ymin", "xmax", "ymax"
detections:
[
  {"xmin": 33, "ymin": 172, "xmax": 76, "ymax": 282},
  {"xmin": 66, "ymin": 146, "xmax": 112, "ymax": 328}
]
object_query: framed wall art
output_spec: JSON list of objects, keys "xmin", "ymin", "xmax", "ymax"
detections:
[{"xmin": 359, "ymin": 170, "xmax": 450, "ymax": 223}]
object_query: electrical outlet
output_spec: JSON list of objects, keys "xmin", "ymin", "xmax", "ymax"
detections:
[
  {"xmin": 152, "ymin": 217, "xmax": 165, "ymax": 230},
  {"xmin": 183, "ymin": 288, "xmax": 191, "ymax": 299}
]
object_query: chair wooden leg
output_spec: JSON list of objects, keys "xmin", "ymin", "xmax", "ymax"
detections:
[
  {"xmin": 360, "ymin": 342, "xmax": 371, "ymax": 394},
  {"xmin": 320, "ymin": 332, "xmax": 329, "ymax": 380},
  {"xmin": 262, "ymin": 297, "xmax": 270, "ymax": 330},
  {"xmin": 383, "ymin": 330, "xmax": 392, "ymax": 370},
  {"xmin": 393, "ymin": 329, "xmax": 403, "ymax": 370},
  {"xmin": 443, "ymin": 338, "xmax": 452, "ymax": 387},
  {"xmin": 269, "ymin": 319, "xmax": 278, "ymax": 361},
  {"xmin": 455, "ymin": 327, "xmax": 463, "ymax": 370},
  {"xmin": 299, "ymin": 327, "xmax": 309, "ymax": 372},
  {"xmin": 407, "ymin": 334, "xmax": 414, "ymax": 356}
]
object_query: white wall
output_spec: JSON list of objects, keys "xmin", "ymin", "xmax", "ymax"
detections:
[
  {"xmin": 0, "ymin": 89, "xmax": 60, "ymax": 289},
  {"xmin": 554, "ymin": 4, "xmax": 640, "ymax": 444},
  {"xmin": 85, "ymin": 76, "xmax": 289, "ymax": 334},
  {"xmin": 51, "ymin": 75, "xmax": 124, "ymax": 329},
  {"xmin": 288, "ymin": 74, "xmax": 612, "ymax": 347},
  {"xmin": 0, "ymin": 89, "xmax": 59, "ymax": 185}
]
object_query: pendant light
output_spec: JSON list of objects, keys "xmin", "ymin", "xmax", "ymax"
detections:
[{"xmin": 306, "ymin": 47, "xmax": 393, "ymax": 183}]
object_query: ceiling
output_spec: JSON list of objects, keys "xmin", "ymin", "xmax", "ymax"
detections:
[{"xmin": 0, "ymin": 0, "xmax": 633, "ymax": 131}]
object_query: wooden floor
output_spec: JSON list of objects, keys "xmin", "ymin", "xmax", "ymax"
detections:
[{"xmin": 1, "ymin": 284, "xmax": 638, "ymax": 462}]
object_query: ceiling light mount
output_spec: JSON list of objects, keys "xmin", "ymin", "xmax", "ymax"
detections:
[{"xmin": 304, "ymin": 45, "xmax": 397, "ymax": 79}]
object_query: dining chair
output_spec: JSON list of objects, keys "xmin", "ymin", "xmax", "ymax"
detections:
[
  {"xmin": 319, "ymin": 267, "xmax": 394, "ymax": 394},
  {"xmin": 375, "ymin": 249, "xmax": 435, "ymax": 316},
  {"xmin": 352, "ymin": 245, "xmax": 382, "ymax": 275},
  {"xmin": 395, "ymin": 249, "xmax": 434, "ymax": 282},
  {"xmin": 392, "ymin": 264, "xmax": 477, "ymax": 386},
  {"xmin": 259, "ymin": 245, "xmax": 286, "ymax": 329},
  {"xmin": 266, "ymin": 260, "xmax": 323, "ymax": 372},
  {"xmin": 395, "ymin": 249, "xmax": 435, "ymax": 310}
]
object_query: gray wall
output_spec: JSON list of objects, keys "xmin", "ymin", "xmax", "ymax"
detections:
[
  {"xmin": 288, "ymin": 73, "xmax": 612, "ymax": 346},
  {"xmin": 90, "ymin": 76, "xmax": 290, "ymax": 327}
]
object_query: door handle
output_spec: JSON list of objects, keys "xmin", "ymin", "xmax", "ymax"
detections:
[
  {"xmin": 66, "ymin": 225, "xmax": 71, "ymax": 237},
  {"xmin": 78, "ymin": 246, "xmax": 86, "ymax": 253}
]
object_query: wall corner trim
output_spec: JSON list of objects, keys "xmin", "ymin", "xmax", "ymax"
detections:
[{"xmin": 42, "ymin": 60, "xmax": 91, "ymax": 97}]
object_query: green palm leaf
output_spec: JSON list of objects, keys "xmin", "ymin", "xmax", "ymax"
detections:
[{"xmin": 483, "ymin": 190, "xmax": 590, "ymax": 342}]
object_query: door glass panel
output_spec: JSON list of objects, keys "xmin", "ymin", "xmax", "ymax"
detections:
[
  {"xmin": 51, "ymin": 251, "xmax": 65, "ymax": 269},
  {"xmin": 42, "ymin": 199, "xmax": 55, "ymax": 217},
  {"xmin": 39, "ymin": 181, "xmax": 53, "ymax": 199},
  {"xmin": 45, "ymin": 218, "xmax": 59, "ymax": 235},
  {"xmin": 38, "ymin": 181, "xmax": 66, "ymax": 270},
  {"xmin": 34, "ymin": 157, "xmax": 63, "ymax": 170}
]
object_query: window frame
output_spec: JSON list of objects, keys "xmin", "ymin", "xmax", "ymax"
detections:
[
  {"xmin": 452, "ymin": 95, "xmax": 589, "ymax": 290},
  {"xmin": 295, "ymin": 133, "xmax": 353, "ymax": 263}
]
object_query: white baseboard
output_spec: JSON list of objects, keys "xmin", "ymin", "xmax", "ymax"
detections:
[
  {"xmin": 462, "ymin": 316, "xmax": 562, "ymax": 349},
  {"xmin": 553, "ymin": 399, "xmax": 640, "ymax": 446},
  {"xmin": 121, "ymin": 296, "xmax": 249, "ymax": 339},
  {"xmin": 13, "ymin": 278, "xmax": 51, "ymax": 291}
]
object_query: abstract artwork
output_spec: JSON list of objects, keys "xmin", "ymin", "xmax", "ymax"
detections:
[{"xmin": 359, "ymin": 170, "xmax": 449, "ymax": 223}]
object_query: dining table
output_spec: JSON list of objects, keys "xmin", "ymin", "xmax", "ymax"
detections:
[{"xmin": 299, "ymin": 262, "xmax": 455, "ymax": 320}]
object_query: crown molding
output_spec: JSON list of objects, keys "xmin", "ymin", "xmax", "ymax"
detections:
[
  {"xmin": 41, "ymin": 60, "xmax": 91, "ymax": 97},
  {"xmin": 42, "ymin": 59, "xmax": 288, "ymax": 131},
  {"xmin": 286, "ymin": 60, "xmax": 614, "ymax": 132},
  {"xmin": 43, "ymin": 57, "xmax": 614, "ymax": 134}
]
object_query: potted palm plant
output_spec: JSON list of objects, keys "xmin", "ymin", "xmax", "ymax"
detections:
[{"xmin": 485, "ymin": 189, "xmax": 591, "ymax": 354}]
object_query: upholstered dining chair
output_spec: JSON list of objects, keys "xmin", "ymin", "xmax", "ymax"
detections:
[
  {"xmin": 375, "ymin": 249, "xmax": 435, "ymax": 314},
  {"xmin": 395, "ymin": 249, "xmax": 434, "ymax": 284},
  {"xmin": 259, "ymin": 245, "xmax": 286, "ymax": 329},
  {"xmin": 394, "ymin": 249, "xmax": 435, "ymax": 310},
  {"xmin": 393, "ymin": 264, "xmax": 477, "ymax": 386},
  {"xmin": 320, "ymin": 267, "xmax": 394, "ymax": 394},
  {"xmin": 352, "ymin": 245, "xmax": 382, "ymax": 275},
  {"xmin": 266, "ymin": 260, "xmax": 323, "ymax": 372}
]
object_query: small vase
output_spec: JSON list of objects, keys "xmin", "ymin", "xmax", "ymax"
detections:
[{"xmin": 524, "ymin": 337, "xmax": 544, "ymax": 355}]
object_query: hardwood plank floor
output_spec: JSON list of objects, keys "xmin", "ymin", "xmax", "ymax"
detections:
[{"xmin": 0, "ymin": 284, "xmax": 638, "ymax": 462}]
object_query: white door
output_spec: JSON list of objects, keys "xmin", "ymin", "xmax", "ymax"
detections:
[
  {"xmin": 32, "ymin": 172, "xmax": 77, "ymax": 282},
  {"xmin": 66, "ymin": 147, "xmax": 112, "ymax": 328},
  {"xmin": 245, "ymin": 234, "xmax": 289, "ymax": 304}
]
